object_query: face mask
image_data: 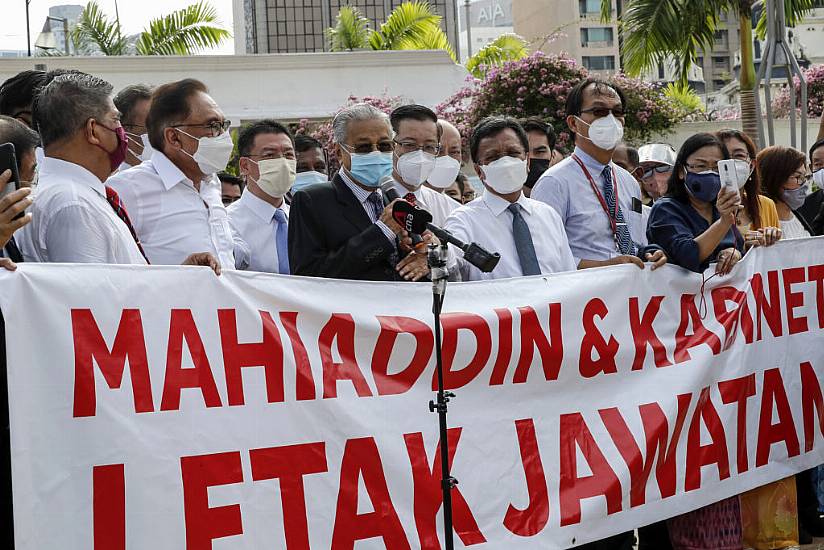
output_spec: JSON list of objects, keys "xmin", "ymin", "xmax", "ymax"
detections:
[
  {"xmin": 684, "ymin": 170, "xmax": 722, "ymax": 203},
  {"xmin": 95, "ymin": 124, "xmax": 128, "ymax": 171},
  {"xmin": 139, "ymin": 134, "xmax": 154, "ymax": 161},
  {"xmin": 576, "ymin": 114, "xmax": 624, "ymax": 151},
  {"xmin": 524, "ymin": 158, "xmax": 550, "ymax": 188},
  {"xmin": 348, "ymin": 151, "xmax": 393, "ymax": 188},
  {"xmin": 176, "ymin": 129, "xmax": 234, "ymax": 175},
  {"xmin": 426, "ymin": 155, "xmax": 461, "ymax": 189},
  {"xmin": 292, "ymin": 170, "xmax": 328, "ymax": 192},
  {"xmin": 813, "ymin": 168, "xmax": 824, "ymax": 189},
  {"xmin": 481, "ymin": 156, "xmax": 528, "ymax": 195},
  {"xmin": 396, "ymin": 149, "xmax": 436, "ymax": 187},
  {"xmin": 249, "ymin": 157, "xmax": 296, "ymax": 198},
  {"xmin": 781, "ymin": 181, "xmax": 810, "ymax": 210}
]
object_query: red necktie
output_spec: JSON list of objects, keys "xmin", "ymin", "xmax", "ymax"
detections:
[
  {"xmin": 404, "ymin": 192, "xmax": 417, "ymax": 206},
  {"xmin": 105, "ymin": 186, "xmax": 149, "ymax": 263}
]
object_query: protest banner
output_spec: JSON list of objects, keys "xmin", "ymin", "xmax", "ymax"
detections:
[{"xmin": 0, "ymin": 237, "xmax": 823, "ymax": 549}]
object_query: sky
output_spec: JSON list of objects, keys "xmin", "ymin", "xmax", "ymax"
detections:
[{"xmin": 0, "ymin": 0, "xmax": 235, "ymax": 55}]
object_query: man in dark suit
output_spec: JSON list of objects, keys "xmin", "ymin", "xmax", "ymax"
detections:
[{"xmin": 288, "ymin": 103, "xmax": 431, "ymax": 281}]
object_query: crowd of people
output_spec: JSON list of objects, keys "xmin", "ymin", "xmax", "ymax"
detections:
[{"xmin": 0, "ymin": 66, "xmax": 822, "ymax": 549}]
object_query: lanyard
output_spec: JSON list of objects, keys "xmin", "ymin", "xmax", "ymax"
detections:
[{"xmin": 572, "ymin": 153, "xmax": 621, "ymax": 238}]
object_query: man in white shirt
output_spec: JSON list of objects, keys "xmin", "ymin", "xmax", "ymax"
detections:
[
  {"xmin": 423, "ymin": 119, "xmax": 463, "ymax": 195},
  {"xmin": 113, "ymin": 84, "xmax": 153, "ymax": 170},
  {"xmin": 107, "ymin": 78, "xmax": 236, "ymax": 269},
  {"xmin": 444, "ymin": 116, "xmax": 576, "ymax": 281},
  {"xmin": 387, "ymin": 104, "xmax": 460, "ymax": 225},
  {"xmin": 229, "ymin": 120, "xmax": 295, "ymax": 273}
]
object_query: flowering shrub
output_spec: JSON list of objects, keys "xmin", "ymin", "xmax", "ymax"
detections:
[
  {"xmin": 771, "ymin": 64, "xmax": 824, "ymax": 118},
  {"xmin": 436, "ymin": 51, "xmax": 685, "ymax": 152}
]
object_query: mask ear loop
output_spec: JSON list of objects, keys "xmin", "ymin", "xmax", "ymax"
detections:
[{"xmin": 698, "ymin": 272, "xmax": 719, "ymax": 320}]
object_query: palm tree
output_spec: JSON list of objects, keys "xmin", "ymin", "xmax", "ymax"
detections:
[
  {"xmin": 604, "ymin": 0, "xmax": 814, "ymax": 146},
  {"xmin": 465, "ymin": 34, "xmax": 528, "ymax": 78},
  {"xmin": 72, "ymin": 0, "xmax": 230, "ymax": 56},
  {"xmin": 325, "ymin": 6, "xmax": 370, "ymax": 51}
]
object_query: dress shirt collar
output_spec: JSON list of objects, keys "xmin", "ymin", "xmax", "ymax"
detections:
[
  {"xmin": 483, "ymin": 189, "xmax": 532, "ymax": 216},
  {"xmin": 39, "ymin": 156, "xmax": 106, "ymax": 196},
  {"xmin": 150, "ymin": 150, "xmax": 193, "ymax": 191},
  {"xmin": 238, "ymin": 188, "xmax": 280, "ymax": 222},
  {"xmin": 391, "ymin": 178, "xmax": 421, "ymax": 199},
  {"xmin": 340, "ymin": 168, "xmax": 380, "ymax": 205},
  {"xmin": 573, "ymin": 145, "xmax": 611, "ymax": 173}
]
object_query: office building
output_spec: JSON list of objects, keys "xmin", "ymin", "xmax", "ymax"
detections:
[{"xmin": 458, "ymin": 0, "xmax": 514, "ymax": 62}]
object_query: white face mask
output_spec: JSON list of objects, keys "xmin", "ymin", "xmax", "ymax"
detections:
[
  {"xmin": 396, "ymin": 149, "xmax": 436, "ymax": 188},
  {"xmin": 177, "ymin": 128, "xmax": 234, "ymax": 175},
  {"xmin": 249, "ymin": 157, "xmax": 296, "ymax": 198},
  {"xmin": 139, "ymin": 133, "xmax": 154, "ymax": 162},
  {"xmin": 481, "ymin": 156, "xmax": 528, "ymax": 195},
  {"xmin": 576, "ymin": 113, "xmax": 624, "ymax": 151},
  {"xmin": 426, "ymin": 155, "xmax": 461, "ymax": 189},
  {"xmin": 813, "ymin": 168, "xmax": 824, "ymax": 189}
]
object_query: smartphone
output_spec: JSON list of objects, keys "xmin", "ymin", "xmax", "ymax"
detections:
[
  {"xmin": 0, "ymin": 142, "xmax": 21, "ymax": 201},
  {"xmin": 717, "ymin": 159, "xmax": 740, "ymax": 199}
]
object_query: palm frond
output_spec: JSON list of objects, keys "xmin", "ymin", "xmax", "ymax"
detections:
[
  {"xmin": 755, "ymin": 0, "xmax": 815, "ymax": 40},
  {"xmin": 369, "ymin": 1, "xmax": 442, "ymax": 50},
  {"xmin": 465, "ymin": 33, "xmax": 528, "ymax": 78},
  {"xmin": 72, "ymin": 0, "xmax": 128, "ymax": 56},
  {"xmin": 397, "ymin": 24, "xmax": 456, "ymax": 60},
  {"xmin": 135, "ymin": 0, "xmax": 230, "ymax": 56},
  {"xmin": 326, "ymin": 5, "xmax": 371, "ymax": 51}
]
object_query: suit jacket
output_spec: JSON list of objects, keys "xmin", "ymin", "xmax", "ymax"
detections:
[
  {"xmin": 288, "ymin": 174, "xmax": 403, "ymax": 281},
  {"xmin": 797, "ymin": 189, "xmax": 824, "ymax": 236}
]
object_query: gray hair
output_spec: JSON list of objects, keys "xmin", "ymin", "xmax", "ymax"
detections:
[
  {"xmin": 332, "ymin": 103, "xmax": 391, "ymax": 144},
  {"xmin": 33, "ymin": 73, "xmax": 113, "ymax": 147},
  {"xmin": 113, "ymin": 84, "xmax": 153, "ymax": 126}
]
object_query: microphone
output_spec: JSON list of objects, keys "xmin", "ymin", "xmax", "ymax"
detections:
[
  {"xmin": 425, "ymin": 223, "xmax": 500, "ymax": 273},
  {"xmin": 380, "ymin": 178, "xmax": 425, "ymax": 250}
]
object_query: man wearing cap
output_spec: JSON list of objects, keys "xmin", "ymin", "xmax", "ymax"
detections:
[{"xmin": 637, "ymin": 143, "xmax": 676, "ymax": 204}]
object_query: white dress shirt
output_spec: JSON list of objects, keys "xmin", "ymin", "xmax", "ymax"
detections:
[
  {"xmin": 531, "ymin": 146, "xmax": 647, "ymax": 264},
  {"xmin": 106, "ymin": 151, "xmax": 236, "ymax": 268},
  {"xmin": 22, "ymin": 157, "xmax": 147, "ymax": 264},
  {"xmin": 228, "ymin": 190, "xmax": 290, "ymax": 272},
  {"xmin": 390, "ymin": 179, "xmax": 461, "ymax": 226},
  {"xmin": 444, "ymin": 190, "xmax": 576, "ymax": 281}
]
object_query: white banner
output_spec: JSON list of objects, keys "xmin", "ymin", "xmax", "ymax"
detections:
[{"xmin": 1, "ymin": 237, "xmax": 823, "ymax": 549}]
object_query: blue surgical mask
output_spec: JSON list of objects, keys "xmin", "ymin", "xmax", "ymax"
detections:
[
  {"xmin": 293, "ymin": 170, "xmax": 328, "ymax": 192},
  {"xmin": 684, "ymin": 170, "xmax": 721, "ymax": 203},
  {"xmin": 348, "ymin": 151, "xmax": 393, "ymax": 188},
  {"xmin": 781, "ymin": 181, "xmax": 810, "ymax": 210}
]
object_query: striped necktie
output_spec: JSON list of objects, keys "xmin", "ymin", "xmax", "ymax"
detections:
[{"xmin": 601, "ymin": 166, "xmax": 636, "ymax": 255}]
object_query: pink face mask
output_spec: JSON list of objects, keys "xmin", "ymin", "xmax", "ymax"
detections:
[{"xmin": 95, "ymin": 124, "xmax": 129, "ymax": 171}]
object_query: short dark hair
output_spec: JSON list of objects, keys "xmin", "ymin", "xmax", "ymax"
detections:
[
  {"xmin": 565, "ymin": 78, "xmax": 626, "ymax": 118},
  {"xmin": 809, "ymin": 137, "xmax": 824, "ymax": 159},
  {"xmin": 0, "ymin": 70, "xmax": 47, "ymax": 118},
  {"xmin": 237, "ymin": 119, "xmax": 294, "ymax": 158},
  {"xmin": 390, "ymin": 104, "xmax": 438, "ymax": 134},
  {"xmin": 146, "ymin": 78, "xmax": 208, "ymax": 151},
  {"xmin": 0, "ymin": 115, "xmax": 40, "ymax": 167},
  {"xmin": 667, "ymin": 133, "xmax": 730, "ymax": 203},
  {"xmin": 114, "ymin": 84, "xmax": 153, "ymax": 126},
  {"xmin": 294, "ymin": 133, "xmax": 323, "ymax": 153},
  {"xmin": 218, "ymin": 171, "xmax": 243, "ymax": 187},
  {"xmin": 469, "ymin": 116, "xmax": 529, "ymax": 164},
  {"xmin": 33, "ymin": 73, "xmax": 113, "ymax": 147},
  {"xmin": 521, "ymin": 117, "xmax": 557, "ymax": 150},
  {"xmin": 757, "ymin": 146, "xmax": 807, "ymax": 203}
]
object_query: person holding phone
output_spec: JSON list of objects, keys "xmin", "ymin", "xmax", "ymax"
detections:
[{"xmin": 0, "ymin": 169, "xmax": 31, "ymax": 271}]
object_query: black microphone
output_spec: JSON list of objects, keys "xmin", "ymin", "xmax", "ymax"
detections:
[
  {"xmin": 380, "ymin": 178, "xmax": 425, "ymax": 250},
  {"xmin": 425, "ymin": 223, "xmax": 500, "ymax": 273}
]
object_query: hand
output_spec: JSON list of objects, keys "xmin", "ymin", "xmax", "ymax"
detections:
[
  {"xmin": 379, "ymin": 199, "xmax": 405, "ymax": 236},
  {"xmin": 759, "ymin": 226, "xmax": 781, "ymax": 246},
  {"xmin": 396, "ymin": 249, "xmax": 430, "ymax": 281},
  {"xmin": 0, "ymin": 258, "xmax": 17, "ymax": 272},
  {"xmin": 716, "ymin": 188, "xmax": 740, "ymax": 224},
  {"xmin": 610, "ymin": 254, "xmax": 645, "ymax": 269},
  {"xmin": 0, "ymin": 175, "xmax": 33, "ymax": 249},
  {"xmin": 182, "ymin": 252, "xmax": 221, "ymax": 275},
  {"xmin": 644, "ymin": 249, "xmax": 667, "ymax": 270},
  {"xmin": 715, "ymin": 247, "xmax": 741, "ymax": 276}
]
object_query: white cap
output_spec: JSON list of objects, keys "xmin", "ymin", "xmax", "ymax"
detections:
[{"xmin": 638, "ymin": 143, "xmax": 676, "ymax": 166}]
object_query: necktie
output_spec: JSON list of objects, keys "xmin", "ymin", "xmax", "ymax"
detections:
[
  {"xmin": 601, "ymin": 166, "xmax": 636, "ymax": 255},
  {"xmin": 105, "ymin": 186, "xmax": 149, "ymax": 263},
  {"xmin": 273, "ymin": 208, "xmax": 290, "ymax": 275},
  {"xmin": 404, "ymin": 192, "xmax": 417, "ymax": 206},
  {"xmin": 367, "ymin": 192, "xmax": 384, "ymax": 222},
  {"xmin": 508, "ymin": 203, "xmax": 540, "ymax": 276}
]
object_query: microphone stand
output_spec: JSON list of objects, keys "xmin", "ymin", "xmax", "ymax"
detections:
[{"xmin": 427, "ymin": 239, "xmax": 456, "ymax": 550}]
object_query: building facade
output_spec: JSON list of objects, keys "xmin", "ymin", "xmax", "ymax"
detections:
[
  {"xmin": 234, "ymin": 0, "xmax": 460, "ymax": 56},
  {"xmin": 458, "ymin": 0, "xmax": 514, "ymax": 62}
]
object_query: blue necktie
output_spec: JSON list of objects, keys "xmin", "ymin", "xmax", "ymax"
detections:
[
  {"xmin": 508, "ymin": 203, "xmax": 541, "ymax": 276},
  {"xmin": 273, "ymin": 208, "xmax": 290, "ymax": 274},
  {"xmin": 367, "ymin": 192, "xmax": 384, "ymax": 222},
  {"xmin": 601, "ymin": 166, "xmax": 636, "ymax": 255}
]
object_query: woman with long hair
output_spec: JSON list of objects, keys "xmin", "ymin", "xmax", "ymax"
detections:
[
  {"xmin": 647, "ymin": 133, "xmax": 745, "ymax": 549},
  {"xmin": 757, "ymin": 146, "xmax": 815, "ymax": 239}
]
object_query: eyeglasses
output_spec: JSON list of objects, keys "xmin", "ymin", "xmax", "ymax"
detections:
[
  {"xmin": 731, "ymin": 153, "xmax": 751, "ymax": 162},
  {"xmin": 393, "ymin": 139, "xmax": 440, "ymax": 156},
  {"xmin": 245, "ymin": 151, "xmax": 296, "ymax": 161},
  {"xmin": 172, "ymin": 120, "xmax": 231, "ymax": 137},
  {"xmin": 580, "ymin": 107, "xmax": 625, "ymax": 118},
  {"xmin": 685, "ymin": 162, "xmax": 719, "ymax": 173},
  {"xmin": 340, "ymin": 141, "xmax": 394, "ymax": 155},
  {"xmin": 789, "ymin": 173, "xmax": 812, "ymax": 185},
  {"xmin": 642, "ymin": 165, "xmax": 672, "ymax": 179}
]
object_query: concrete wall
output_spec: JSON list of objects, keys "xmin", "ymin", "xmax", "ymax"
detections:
[
  {"xmin": 647, "ymin": 119, "xmax": 824, "ymax": 153},
  {"xmin": 0, "ymin": 51, "xmax": 470, "ymax": 123}
]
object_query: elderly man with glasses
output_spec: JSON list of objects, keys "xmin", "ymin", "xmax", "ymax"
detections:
[
  {"xmin": 288, "ymin": 103, "xmax": 432, "ymax": 281},
  {"xmin": 637, "ymin": 143, "xmax": 677, "ymax": 203},
  {"xmin": 107, "ymin": 78, "xmax": 237, "ymax": 269}
]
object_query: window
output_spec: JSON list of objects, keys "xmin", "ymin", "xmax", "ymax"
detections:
[
  {"xmin": 714, "ymin": 30, "xmax": 728, "ymax": 46},
  {"xmin": 658, "ymin": 63, "xmax": 665, "ymax": 80},
  {"xmin": 697, "ymin": 56, "xmax": 704, "ymax": 66},
  {"xmin": 579, "ymin": 0, "xmax": 602, "ymax": 16},
  {"xmin": 581, "ymin": 27, "xmax": 614, "ymax": 47},
  {"xmin": 712, "ymin": 56, "xmax": 729, "ymax": 69},
  {"xmin": 582, "ymin": 55, "xmax": 615, "ymax": 71}
]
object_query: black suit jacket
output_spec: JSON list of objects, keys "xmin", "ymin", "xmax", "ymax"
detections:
[
  {"xmin": 797, "ymin": 188, "xmax": 824, "ymax": 236},
  {"xmin": 288, "ymin": 174, "xmax": 403, "ymax": 281}
]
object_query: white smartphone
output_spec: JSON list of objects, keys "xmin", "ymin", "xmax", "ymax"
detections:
[{"xmin": 717, "ymin": 159, "xmax": 741, "ymax": 199}]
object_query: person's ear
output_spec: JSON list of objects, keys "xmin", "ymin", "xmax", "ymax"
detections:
[
  {"xmin": 334, "ymin": 143, "xmax": 348, "ymax": 169},
  {"xmin": 86, "ymin": 118, "xmax": 103, "ymax": 146},
  {"xmin": 238, "ymin": 157, "xmax": 251, "ymax": 176},
  {"xmin": 165, "ymin": 127, "xmax": 183, "ymax": 152},
  {"xmin": 566, "ymin": 114, "xmax": 581, "ymax": 135},
  {"xmin": 475, "ymin": 163, "xmax": 485, "ymax": 183}
]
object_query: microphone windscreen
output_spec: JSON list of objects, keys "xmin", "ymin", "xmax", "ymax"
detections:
[
  {"xmin": 379, "ymin": 177, "xmax": 400, "ymax": 202},
  {"xmin": 392, "ymin": 200, "xmax": 433, "ymax": 234}
]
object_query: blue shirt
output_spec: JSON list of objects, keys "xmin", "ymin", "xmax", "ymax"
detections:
[
  {"xmin": 531, "ymin": 146, "xmax": 647, "ymax": 264},
  {"xmin": 647, "ymin": 197, "xmax": 743, "ymax": 273}
]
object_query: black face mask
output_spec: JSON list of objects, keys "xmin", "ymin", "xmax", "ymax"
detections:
[{"xmin": 524, "ymin": 158, "xmax": 551, "ymax": 188}]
